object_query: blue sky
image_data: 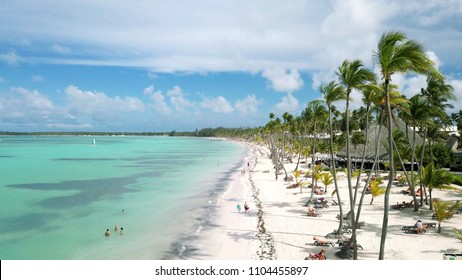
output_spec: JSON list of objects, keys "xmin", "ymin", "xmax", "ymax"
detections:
[{"xmin": 1, "ymin": 0, "xmax": 462, "ymax": 132}]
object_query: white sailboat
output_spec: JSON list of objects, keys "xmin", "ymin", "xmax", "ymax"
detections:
[{"xmin": 92, "ymin": 138, "xmax": 96, "ymax": 146}]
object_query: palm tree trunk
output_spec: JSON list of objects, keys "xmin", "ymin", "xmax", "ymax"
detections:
[
  {"xmin": 329, "ymin": 108, "xmax": 344, "ymax": 233},
  {"xmin": 419, "ymin": 128, "xmax": 427, "ymax": 206},
  {"xmin": 353, "ymin": 106, "xmax": 370, "ymax": 205},
  {"xmin": 355, "ymin": 124, "xmax": 382, "ymax": 234},
  {"xmin": 379, "ymin": 79, "xmax": 394, "ymax": 260},
  {"xmin": 345, "ymin": 91, "xmax": 358, "ymax": 259},
  {"xmin": 392, "ymin": 139, "xmax": 417, "ymax": 210}
]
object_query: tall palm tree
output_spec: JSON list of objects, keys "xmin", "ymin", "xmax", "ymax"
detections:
[
  {"xmin": 337, "ymin": 59, "xmax": 376, "ymax": 259},
  {"xmin": 321, "ymin": 81, "xmax": 346, "ymax": 233},
  {"xmin": 373, "ymin": 30, "xmax": 442, "ymax": 259},
  {"xmin": 401, "ymin": 94, "xmax": 432, "ymax": 210},
  {"xmin": 303, "ymin": 100, "xmax": 328, "ymax": 204},
  {"xmin": 421, "ymin": 163, "xmax": 455, "ymax": 210}
]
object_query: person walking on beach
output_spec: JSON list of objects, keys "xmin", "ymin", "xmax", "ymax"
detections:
[
  {"xmin": 237, "ymin": 203, "xmax": 242, "ymax": 212},
  {"xmin": 244, "ymin": 202, "xmax": 249, "ymax": 213},
  {"xmin": 105, "ymin": 229, "xmax": 111, "ymax": 237}
]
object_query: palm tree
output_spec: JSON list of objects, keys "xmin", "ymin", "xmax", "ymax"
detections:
[
  {"xmin": 321, "ymin": 81, "xmax": 346, "ymax": 234},
  {"xmin": 421, "ymin": 163, "xmax": 455, "ymax": 210},
  {"xmin": 369, "ymin": 180, "xmax": 386, "ymax": 205},
  {"xmin": 320, "ymin": 172, "xmax": 334, "ymax": 194},
  {"xmin": 454, "ymin": 228, "xmax": 462, "ymax": 242},
  {"xmin": 373, "ymin": 30, "xmax": 442, "ymax": 259},
  {"xmin": 303, "ymin": 100, "xmax": 328, "ymax": 204},
  {"xmin": 432, "ymin": 199, "xmax": 462, "ymax": 233},
  {"xmin": 401, "ymin": 94, "xmax": 431, "ymax": 210},
  {"xmin": 337, "ymin": 59, "xmax": 376, "ymax": 259}
]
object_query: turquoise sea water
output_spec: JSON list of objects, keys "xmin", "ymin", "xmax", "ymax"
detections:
[{"xmin": 0, "ymin": 136, "xmax": 246, "ymax": 259}]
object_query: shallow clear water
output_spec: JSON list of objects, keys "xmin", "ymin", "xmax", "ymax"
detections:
[{"xmin": 0, "ymin": 136, "xmax": 245, "ymax": 259}]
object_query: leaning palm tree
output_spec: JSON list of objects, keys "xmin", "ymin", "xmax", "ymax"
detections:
[
  {"xmin": 337, "ymin": 59, "xmax": 376, "ymax": 259},
  {"xmin": 373, "ymin": 30, "xmax": 442, "ymax": 259},
  {"xmin": 421, "ymin": 163, "xmax": 455, "ymax": 210},
  {"xmin": 321, "ymin": 81, "xmax": 346, "ymax": 234},
  {"xmin": 432, "ymin": 199, "xmax": 462, "ymax": 233},
  {"xmin": 454, "ymin": 228, "xmax": 462, "ymax": 242},
  {"xmin": 369, "ymin": 180, "xmax": 386, "ymax": 205}
]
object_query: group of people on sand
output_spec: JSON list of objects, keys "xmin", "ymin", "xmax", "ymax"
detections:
[{"xmin": 237, "ymin": 201, "xmax": 249, "ymax": 213}]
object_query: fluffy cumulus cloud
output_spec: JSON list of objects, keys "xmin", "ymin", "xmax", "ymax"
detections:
[
  {"xmin": 0, "ymin": 87, "xmax": 56, "ymax": 126},
  {"xmin": 65, "ymin": 85, "xmax": 145, "ymax": 123},
  {"xmin": 166, "ymin": 86, "xmax": 194, "ymax": 112},
  {"xmin": 273, "ymin": 93, "xmax": 299, "ymax": 114},
  {"xmin": 262, "ymin": 68, "xmax": 304, "ymax": 93},
  {"xmin": 143, "ymin": 85, "xmax": 170, "ymax": 114},
  {"xmin": 235, "ymin": 94, "xmax": 262, "ymax": 116},
  {"xmin": 200, "ymin": 95, "xmax": 233, "ymax": 113}
]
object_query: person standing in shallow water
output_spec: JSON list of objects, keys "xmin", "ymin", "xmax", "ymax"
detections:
[
  {"xmin": 105, "ymin": 229, "xmax": 110, "ymax": 237},
  {"xmin": 120, "ymin": 227, "xmax": 124, "ymax": 235},
  {"xmin": 244, "ymin": 202, "xmax": 249, "ymax": 213},
  {"xmin": 237, "ymin": 203, "xmax": 241, "ymax": 212}
]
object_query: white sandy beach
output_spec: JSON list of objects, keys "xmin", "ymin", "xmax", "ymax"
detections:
[{"xmin": 202, "ymin": 142, "xmax": 462, "ymax": 260}]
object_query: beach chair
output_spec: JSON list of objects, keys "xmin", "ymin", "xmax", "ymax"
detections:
[
  {"xmin": 336, "ymin": 210, "xmax": 351, "ymax": 221},
  {"xmin": 423, "ymin": 222, "xmax": 436, "ymax": 228},
  {"xmin": 305, "ymin": 249, "xmax": 326, "ymax": 260},
  {"xmin": 336, "ymin": 238, "xmax": 364, "ymax": 250},
  {"xmin": 312, "ymin": 236, "xmax": 335, "ymax": 247},
  {"xmin": 307, "ymin": 211, "xmax": 322, "ymax": 217},
  {"xmin": 312, "ymin": 198, "xmax": 329, "ymax": 209},
  {"xmin": 402, "ymin": 224, "xmax": 427, "ymax": 234},
  {"xmin": 331, "ymin": 199, "xmax": 344, "ymax": 206}
]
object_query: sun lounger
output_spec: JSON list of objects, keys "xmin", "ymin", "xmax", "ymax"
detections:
[
  {"xmin": 312, "ymin": 236, "xmax": 335, "ymax": 247},
  {"xmin": 307, "ymin": 212, "xmax": 322, "ymax": 217},
  {"xmin": 336, "ymin": 238, "xmax": 363, "ymax": 250},
  {"xmin": 336, "ymin": 210, "xmax": 351, "ymax": 220},
  {"xmin": 402, "ymin": 225, "xmax": 427, "ymax": 234},
  {"xmin": 305, "ymin": 249, "xmax": 326, "ymax": 260}
]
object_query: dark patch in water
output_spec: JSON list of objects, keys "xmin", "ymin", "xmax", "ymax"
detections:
[
  {"xmin": 7, "ymin": 171, "xmax": 164, "ymax": 209},
  {"xmin": 0, "ymin": 212, "xmax": 59, "ymax": 233}
]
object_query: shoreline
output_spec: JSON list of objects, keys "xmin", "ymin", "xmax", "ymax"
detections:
[{"xmin": 204, "ymin": 141, "xmax": 462, "ymax": 260}]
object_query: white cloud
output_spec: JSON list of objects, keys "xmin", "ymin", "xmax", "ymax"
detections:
[
  {"xmin": 0, "ymin": 87, "xmax": 55, "ymax": 123},
  {"xmin": 0, "ymin": 50, "xmax": 22, "ymax": 66},
  {"xmin": 32, "ymin": 75, "xmax": 44, "ymax": 82},
  {"xmin": 0, "ymin": 1, "xmax": 460, "ymax": 73},
  {"xmin": 52, "ymin": 43, "xmax": 72, "ymax": 54},
  {"xmin": 166, "ymin": 86, "xmax": 194, "ymax": 112},
  {"xmin": 65, "ymin": 85, "xmax": 145, "ymax": 119},
  {"xmin": 273, "ymin": 93, "xmax": 299, "ymax": 114},
  {"xmin": 200, "ymin": 95, "xmax": 233, "ymax": 113},
  {"xmin": 426, "ymin": 51, "xmax": 441, "ymax": 69},
  {"xmin": 448, "ymin": 78, "xmax": 462, "ymax": 110},
  {"xmin": 235, "ymin": 94, "xmax": 262, "ymax": 116},
  {"xmin": 262, "ymin": 68, "xmax": 304, "ymax": 93},
  {"xmin": 143, "ymin": 85, "xmax": 170, "ymax": 114}
]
